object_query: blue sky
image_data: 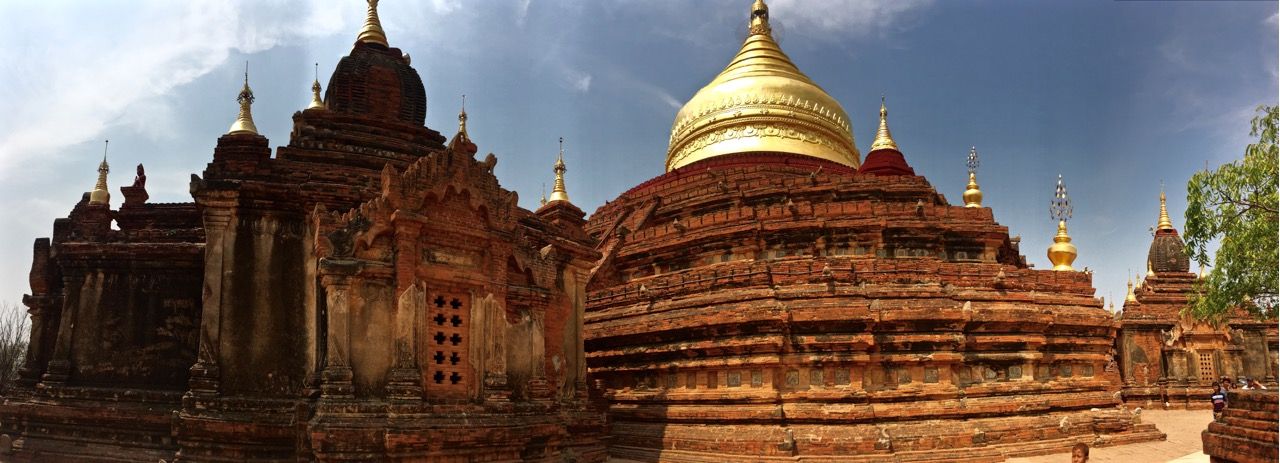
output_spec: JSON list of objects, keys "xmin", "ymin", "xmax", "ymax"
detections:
[{"xmin": 0, "ymin": 0, "xmax": 1275, "ymax": 314}]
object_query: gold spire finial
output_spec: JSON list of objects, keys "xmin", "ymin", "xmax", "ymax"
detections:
[
  {"xmin": 870, "ymin": 96, "xmax": 899, "ymax": 152},
  {"xmin": 1146, "ymin": 259, "xmax": 1156, "ymax": 277},
  {"xmin": 548, "ymin": 137, "xmax": 571, "ymax": 203},
  {"xmin": 457, "ymin": 94, "xmax": 469, "ymax": 137},
  {"xmin": 749, "ymin": 0, "xmax": 771, "ymax": 36},
  {"xmin": 1047, "ymin": 175, "xmax": 1077, "ymax": 271},
  {"xmin": 1126, "ymin": 275, "xmax": 1138, "ymax": 303},
  {"xmin": 307, "ymin": 63, "xmax": 326, "ymax": 110},
  {"xmin": 356, "ymin": 0, "xmax": 389, "ymax": 47},
  {"xmin": 963, "ymin": 146, "xmax": 983, "ymax": 208},
  {"xmin": 228, "ymin": 62, "xmax": 259, "ymax": 135},
  {"xmin": 1156, "ymin": 183, "xmax": 1174, "ymax": 231},
  {"xmin": 88, "ymin": 140, "xmax": 111, "ymax": 206}
]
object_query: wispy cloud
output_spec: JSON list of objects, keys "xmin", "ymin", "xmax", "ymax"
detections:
[
  {"xmin": 0, "ymin": 0, "xmax": 347, "ymax": 177},
  {"xmin": 431, "ymin": 0, "xmax": 461, "ymax": 15},
  {"xmin": 1148, "ymin": 12, "xmax": 1277, "ymax": 152},
  {"xmin": 606, "ymin": 68, "xmax": 682, "ymax": 111},
  {"xmin": 642, "ymin": 0, "xmax": 933, "ymax": 52},
  {"xmin": 767, "ymin": 0, "xmax": 933, "ymax": 39},
  {"xmin": 516, "ymin": 0, "xmax": 533, "ymax": 27},
  {"xmin": 563, "ymin": 68, "xmax": 592, "ymax": 93},
  {"xmin": 1158, "ymin": 40, "xmax": 1192, "ymax": 70}
]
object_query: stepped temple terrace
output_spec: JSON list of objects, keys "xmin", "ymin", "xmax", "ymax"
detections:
[{"xmin": 0, "ymin": 1, "xmax": 1275, "ymax": 462}]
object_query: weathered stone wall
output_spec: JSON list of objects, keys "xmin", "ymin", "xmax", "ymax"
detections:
[
  {"xmin": 0, "ymin": 191, "xmax": 203, "ymax": 461},
  {"xmin": 218, "ymin": 213, "xmax": 310, "ymax": 395},
  {"xmin": 66, "ymin": 268, "xmax": 201, "ymax": 389},
  {"xmin": 297, "ymin": 134, "xmax": 605, "ymax": 461}
]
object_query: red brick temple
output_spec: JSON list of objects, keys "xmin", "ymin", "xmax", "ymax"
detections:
[
  {"xmin": 3, "ymin": 1, "xmax": 1276, "ymax": 462},
  {"xmin": 0, "ymin": 2, "xmax": 604, "ymax": 461},
  {"xmin": 581, "ymin": 1, "xmax": 1162, "ymax": 461},
  {"xmin": 1116, "ymin": 191, "xmax": 1278, "ymax": 409}
]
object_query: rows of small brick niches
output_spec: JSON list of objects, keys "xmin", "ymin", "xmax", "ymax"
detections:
[
  {"xmin": 587, "ymin": 164, "xmax": 931, "ymax": 235},
  {"xmin": 612, "ymin": 362, "xmax": 1103, "ymax": 392},
  {"xmin": 623, "ymin": 199, "xmax": 991, "ymax": 249},
  {"xmin": 614, "ymin": 238, "xmax": 1008, "ymax": 285},
  {"xmin": 617, "ymin": 161, "xmax": 925, "ymax": 209},
  {"xmin": 588, "ymin": 257, "xmax": 1092, "ymax": 307}
]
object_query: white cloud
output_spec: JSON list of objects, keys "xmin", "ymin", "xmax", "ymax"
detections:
[
  {"xmin": 767, "ymin": 0, "xmax": 933, "ymax": 38},
  {"xmin": 649, "ymin": 87, "xmax": 682, "ymax": 111},
  {"xmin": 1158, "ymin": 40, "xmax": 1191, "ymax": 70},
  {"xmin": 430, "ymin": 0, "xmax": 461, "ymax": 15},
  {"xmin": 516, "ymin": 0, "xmax": 533, "ymax": 27},
  {"xmin": 561, "ymin": 68, "xmax": 592, "ymax": 93},
  {"xmin": 0, "ymin": 0, "xmax": 348, "ymax": 178},
  {"xmin": 611, "ymin": 71, "xmax": 682, "ymax": 111}
]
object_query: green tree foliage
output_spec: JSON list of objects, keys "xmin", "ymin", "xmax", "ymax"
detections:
[{"xmin": 1184, "ymin": 105, "xmax": 1278, "ymax": 321}]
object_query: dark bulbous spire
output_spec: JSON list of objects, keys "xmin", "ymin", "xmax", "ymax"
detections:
[{"xmin": 324, "ymin": 3, "xmax": 426, "ymax": 126}]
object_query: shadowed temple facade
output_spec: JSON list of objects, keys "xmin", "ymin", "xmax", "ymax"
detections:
[
  {"xmin": 1, "ymin": 2, "xmax": 603, "ymax": 462},
  {"xmin": 1, "ymin": 1, "xmax": 1275, "ymax": 462}
]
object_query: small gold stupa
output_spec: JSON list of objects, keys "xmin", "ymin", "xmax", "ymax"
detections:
[
  {"xmin": 227, "ymin": 64, "xmax": 258, "ymax": 135},
  {"xmin": 88, "ymin": 140, "xmax": 111, "ymax": 206},
  {"xmin": 963, "ymin": 146, "xmax": 983, "ymax": 207},
  {"xmin": 307, "ymin": 63, "xmax": 326, "ymax": 110},
  {"xmin": 356, "ymin": 0, "xmax": 388, "ymax": 47},
  {"xmin": 665, "ymin": 0, "xmax": 859, "ymax": 172},
  {"xmin": 1047, "ymin": 175, "xmax": 1077, "ymax": 271},
  {"xmin": 1157, "ymin": 186, "xmax": 1174, "ymax": 231},
  {"xmin": 548, "ymin": 137, "xmax": 571, "ymax": 204}
]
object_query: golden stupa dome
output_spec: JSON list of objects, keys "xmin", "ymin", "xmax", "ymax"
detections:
[{"xmin": 665, "ymin": 0, "xmax": 860, "ymax": 172}]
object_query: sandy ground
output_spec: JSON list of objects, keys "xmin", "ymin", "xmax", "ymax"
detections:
[
  {"xmin": 607, "ymin": 409, "xmax": 1216, "ymax": 463},
  {"xmin": 1006, "ymin": 409, "xmax": 1213, "ymax": 463}
]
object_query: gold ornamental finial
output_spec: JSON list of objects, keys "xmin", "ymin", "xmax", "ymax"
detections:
[
  {"xmin": 457, "ymin": 94, "xmax": 469, "ymax": 138},
  {"xmin": 356, "ymin": 0, "xmax": 389, "ymax": 47},
  {"xmin": 869, "ymin": 96, "xmax": 900, "ymax": 152},
  {"xmin": 749, "ymin": 0, "xmax": 771, "ymax": 36},
  {"xmin": 1146, "ymin": 259, "xmax": 1155, "ymax": 277},
  {"xmin": 307, "ymin": 63, "xmax": 326, "ymax": 110},
  {"xmin": 227, "ymin": 62, "xmax": 259, "ymax": 135},
  {"xmin": 963, "ymin": 146, "xmax": 983, "ymax": 208},
  {"xmin": 1047, "ymin": 175, "xmax": 1077, "ymax": 271},
  {"xmin": 548, "ymin": 137, "xmax": 571, "ymax": 203},
  {"xmin": 88, "ymin": 140, "xmax": 111, "ymax": 206},
  {"xmin": 1125, "ymin": 276, "xmax": 1138, "ymax": 303},
  {"xmin": 1156, "ymin": 183, "xmax": 1174, "ymax": 231}
]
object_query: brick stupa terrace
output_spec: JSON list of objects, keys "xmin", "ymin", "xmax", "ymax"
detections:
[{"xmin": 583, "ymin": 153, "xmax": 1164, "ymax": 462}]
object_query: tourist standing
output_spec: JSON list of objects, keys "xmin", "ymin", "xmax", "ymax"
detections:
[{"xmin": 1211, "ymin": 385, "xmax": 1227, "ymax": 420}]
